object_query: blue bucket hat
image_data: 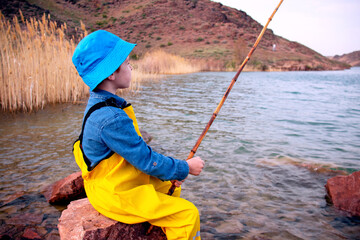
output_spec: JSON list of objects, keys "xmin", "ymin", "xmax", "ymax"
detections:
[{"xmin": 72, "ymin": 30, "xmax": 136, "ymax": 90}]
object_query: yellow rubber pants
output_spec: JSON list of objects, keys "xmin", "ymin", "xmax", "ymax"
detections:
[{"xmin": 73, "ymin": 105, "xmax": 201, "ymax": 240}]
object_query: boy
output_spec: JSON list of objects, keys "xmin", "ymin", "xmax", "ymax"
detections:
[{"xmin": 72, "ymin": 30, "xmax": 205, "ymax": 240}]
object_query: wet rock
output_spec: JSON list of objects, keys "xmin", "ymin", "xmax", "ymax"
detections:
[
  {"xmin": 22, "ymin": 228, "xmax": 42, "ymax": 240},
  {"xmin": 0, "ymin": 194, "xmax": 56, "ymax": 239},
  {"xmin": 6, "ymin": 212, "xmax": 44, "ymax": 226},
  {"xmin": 0, "ymin": 191, "xmax": 26, "ymax": 207},
  {"xmin": 257, "ymin": 156, "xmax": 349, "ymax": 175},
  {"xmin": 42, "ymin": 172, "xmax": 86, "ymax": 204},
  {"xmin": 0, "ymin": 222, "xmax": 24, "ymax": 240},
  {"xmin": 0, "ymin": 235, "xmax": 12, "ymax": 240},
  {"xmin": 58, "ymin": 198, "xmax": 166, "ymax": 240},
  {"xmin": 215, "ymin": 220, "xmax": 244, "ymax": 233},
  {"xmin": 325, "ymin": 171, "xmax": 360, "ymax": 216},
  {"xmin": 140, "ymin": 129, "xmax": 152, "ymax": 144},
  {"xmin": 44, "ymin": 229, "xmax": 60, "ymax": 240}
]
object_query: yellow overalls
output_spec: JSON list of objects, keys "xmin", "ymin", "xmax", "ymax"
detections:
[{"xmin": 73, "ymin": 103, "xmax": 201, "ymax": 240}]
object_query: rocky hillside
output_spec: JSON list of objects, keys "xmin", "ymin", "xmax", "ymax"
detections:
[
  {"xmin": 330, "ymin": 51, "xmax": 360, "ymax": 67},
  {"xmin": 1, "ymin": 0, "xmax": 350, "ymax": 71}
]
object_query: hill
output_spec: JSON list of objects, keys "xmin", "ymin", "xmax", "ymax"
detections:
[
  {"xmin": 330, "ymin": 51, "xmax": 360, "ymax": 67},
  {"xmin": 1, "ymin": 0, "xmax": 350, "ymax": 71}
]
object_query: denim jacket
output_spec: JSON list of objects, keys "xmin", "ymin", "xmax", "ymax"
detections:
[{"xmin": 81, "ymin": 90, "xmax": 189, "ymax": 181}]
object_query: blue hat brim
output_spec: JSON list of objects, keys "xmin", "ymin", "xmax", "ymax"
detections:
[{"xmin": 82, "ymin": 38, "xmax": 136, "ymax": 91}]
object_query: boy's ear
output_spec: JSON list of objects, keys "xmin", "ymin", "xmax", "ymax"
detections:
[{"xmin": 107, "ymin": 73, "xmax": 115, "ymax": 81}]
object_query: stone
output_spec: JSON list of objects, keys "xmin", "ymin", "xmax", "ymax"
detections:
[
  {"xmin": 0, "ymin": 223, "xmax": 25, "ymax": 240},
  {"xmin": 325, "ymin": 171, "xmax": 360, "ymax": 216},
  {"xmin": 22, "ymin": 228, "xmax": 42, "ymax": 240},
  {"xmin": 6, "ymin": 212, "xmax": 44, "ymax": 226},
  {"xmin": 43, "ymin": 172, "xmax": 86, "ymax": 204},
  {"xmin": 140, "ymin": 129, "xmax": 152, "ymax": 144},
  {"xmin": 0, "ymin": 191, "xmax": 26, "ymax": 207},
  {"xmin": 58, "ymin": 198, "xmax": 166, "ymax": 240}
]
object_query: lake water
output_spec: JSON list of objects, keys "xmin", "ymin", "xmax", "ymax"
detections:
[{"xmin": 0, "ymin": 68, "xmax": 359, "ymax": 239}]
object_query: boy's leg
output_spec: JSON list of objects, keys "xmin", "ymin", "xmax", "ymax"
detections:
[
  {"xmin": 148, "ymin": 192, "xmax": 201, "ymax": 240},
  {"xmin": 87, "ymin": 179, "xmax": 200, "ymax": 240},
  {"xmin": 149, "ymin": 177, "xmax": 201, "ymax": 240}
]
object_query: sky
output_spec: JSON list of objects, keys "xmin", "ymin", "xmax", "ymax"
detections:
[{"xmin": 213, "ymin": 0, "xmax": 360, "ymax": 56}]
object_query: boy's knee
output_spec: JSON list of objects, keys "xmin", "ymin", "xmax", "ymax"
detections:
[{"xmin": 186, "ymin": 202, "xmax": 200, "ymax": 223}]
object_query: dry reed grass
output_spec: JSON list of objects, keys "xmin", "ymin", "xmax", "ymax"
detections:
[
  {"xmin": 0, "ymin": 11, "xmax": 91, "ymax": 112},
  {"xmin": 136, "ymin": 50, "xmax": 201, "ymax": 74},
  {"xmin": 0, "ymin": 12, "xmax": 206, "ymax": 113}
]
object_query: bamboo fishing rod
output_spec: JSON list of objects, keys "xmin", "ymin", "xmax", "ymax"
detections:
[{"xmin": 167, "ymin": 0, "xmax": 285, "ymax": 196}]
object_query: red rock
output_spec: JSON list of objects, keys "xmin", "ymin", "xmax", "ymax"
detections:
[
  {"xmin": 58, "ymin": 198, "xmax": 166, "ymax": 240},
  {"xmin": 22, "ymin": 228, "xmax": 42, "ymax": 240},
  {"xmin": 42, "ymin": 172, "xmax": 86, "ymax": 204},
  {"xmin": 325, "ymin": 171, "xmax": 360, "ymax": 216}
]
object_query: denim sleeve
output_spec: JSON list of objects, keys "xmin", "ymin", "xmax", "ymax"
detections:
[{"xmin": 100, "ymin": 109, "xmax": 189, "ymax": 181}]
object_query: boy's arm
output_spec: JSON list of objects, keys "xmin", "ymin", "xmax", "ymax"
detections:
[{"xmin": 101, "ymin": 110, "xmax": 189, "ymax": 181}]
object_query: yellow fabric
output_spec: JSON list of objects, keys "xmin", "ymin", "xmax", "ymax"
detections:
[{"xmin": 73, "ymin": 104, "xmax": 201, "ymax": 240}]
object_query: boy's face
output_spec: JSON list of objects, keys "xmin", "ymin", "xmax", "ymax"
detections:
[{"xmin": 113, "ymin": 56, "xmax": 132, "ymax": 89}]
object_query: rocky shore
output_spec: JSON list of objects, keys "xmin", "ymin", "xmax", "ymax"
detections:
[
  {"xmin": 47, "ymin": 170, "xmax": 360, "ymax": 239},
  {"xmin": 1, "ymin": 168, "xmax": 359, "ymax": 239}
]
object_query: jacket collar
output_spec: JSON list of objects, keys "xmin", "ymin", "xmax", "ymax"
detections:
[{"xmin": 90, "ymin": 89, "xmax": 128, "ymax": 108}]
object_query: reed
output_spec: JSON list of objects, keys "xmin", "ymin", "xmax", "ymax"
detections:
[
  {"xmin": 136, "ymin": 50, "xmax": 201, "ymax": 74},
  {"xmin": 0, "ymin": 11, "xmax": 90, "ymax": 112},
  {"xmin": 0, "ymin": 12, "xmax": 203, "ymax": 112}
]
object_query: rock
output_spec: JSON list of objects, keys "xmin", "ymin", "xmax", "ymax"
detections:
[
  {"xmin": 6, "ymin": 212, "xmax": 44, "ymax": 226},
  {"xmin": 0, "ymin": 223, "xmax": 25, "ymax": 240},
  {"xmin": 42, "ymin": 172, "xmax": 86, "ymax": 204},
  {"xmin": 257, "ymin": 156, "xmax": 349, "ymax": 175},
  {"xmin": 58, "ymin": 198, "xmax": 166, "ymax": 240},
  {"xmin": 22, "ymin": 228, "xmax": 42, "ymax": 240},
  {"xmin": 140, "ymin": 129, "xmax": 152, "ymax": 144},
  {"xmin": 0, "ymin": 191, "xmax": 26, "ymax": 207},
  {"xmin": 325, "ymin": 171, "xmax": 360, "ymax": 216}
]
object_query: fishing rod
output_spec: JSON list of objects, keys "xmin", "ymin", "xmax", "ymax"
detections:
[{"xmin": 167, "ymin": 0, "xmax": 285, "ymax": 196}]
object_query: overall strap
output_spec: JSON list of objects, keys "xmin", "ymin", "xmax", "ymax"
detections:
[
  {"xmin": 77, "ymin": 97, "xmax": 120, "ymax": 171},
  {"xmin": 79, "ymin": 97, "xmax": 119, "ymax": 142}
]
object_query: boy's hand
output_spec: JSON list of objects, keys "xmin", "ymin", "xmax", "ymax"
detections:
[
  {"xmin": 174, "ymin": 180, "xmax": 185, "ymax": 187},
  {"xmin": 186, "ymin": 156, "xmax": 205, "ymax": 176},
  {"xmin": 172, "ymin": 157, "xmax": 204, "ymax": 187}
]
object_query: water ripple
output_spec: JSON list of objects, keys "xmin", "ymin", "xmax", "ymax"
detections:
[{"xmin": 1, "ymin": 69, "xmax": 360, "ymax": 239}]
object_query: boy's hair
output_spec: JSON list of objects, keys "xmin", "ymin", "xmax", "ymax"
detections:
[{"xmin": 72, "ymin": 30, "xmax": 136, "ymax": 90}]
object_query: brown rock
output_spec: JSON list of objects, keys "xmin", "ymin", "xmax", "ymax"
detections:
[
  {"xmin": 43, "ymin": 172, "xmax": 86, "ymax": 204},
  {"xmin": 325, "ymin": 171, "xmax": 360, "ymax": 216},
  {"xmin": 58, "ymin": 198, "xmax": 166, "ymax": 240},
  {"xmin": 22, "ymin": 228, "xmax": 42, "ymax": 240},
  {"xmin": 140, "ymin": 129, "xmax": 152, "ymax": 144}
]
